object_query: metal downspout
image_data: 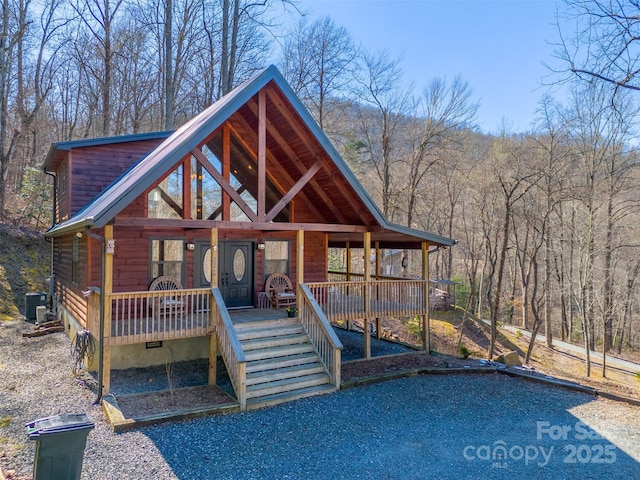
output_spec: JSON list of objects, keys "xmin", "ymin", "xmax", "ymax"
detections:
[
  {"xmin": 86, "ymin": 228, "xmax": 105, "ymax": 404},
  {"xmin": 44, "ymin": 171, "xmax": 57, "ymax": 298}
]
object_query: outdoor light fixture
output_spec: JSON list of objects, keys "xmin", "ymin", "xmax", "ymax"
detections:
[
  {"xmin": 257, "ymin": 243, "xmax": 266, "ymax": 250},
  {"xmin": 186, "ymin": 242, "xmax": 195, "ymax": 251}
]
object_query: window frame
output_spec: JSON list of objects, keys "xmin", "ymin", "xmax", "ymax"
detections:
[
  {"xmin": 263, "ymin": 239, "xmax": 290, "ymax": 283},
  {"xmin": 149, "ymin": 237, "xmax": 186, "ymax": 286}
]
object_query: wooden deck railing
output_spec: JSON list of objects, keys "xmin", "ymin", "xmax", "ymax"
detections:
[
  {"xmin": 211, "ymin": 288, "xmax": 247, "ymax": 411},
  {"xmin": 327, "ymin": 270, "xmax": 410, "ymax": 282},
  {"xmin": 106, "ymin": 288, "xmax": 212, "ymax": 345},
  {"xmin": 306, "ymin": 279, "xmax": 428, "ymax": 324},
  {"xmin": 299, "ymin": 284, "xmax": 343, "ymax": 386}
]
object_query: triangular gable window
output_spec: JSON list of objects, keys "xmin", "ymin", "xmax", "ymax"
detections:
[
  {"xmin": 147, "ymin": 130, "xmax": 289, "ymax": 222},
  {"xmin": 206, "ymin": 133, "xmax": 289, "ymax": 222},
  {"xmin": 148, "ymin": 164, "xmax": 183, "ymax": 219}
]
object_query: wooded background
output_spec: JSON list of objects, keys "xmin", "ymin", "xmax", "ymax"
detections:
[{"xmin": 1, "ymin": 0, "xmax": 639, "ymax": 369}]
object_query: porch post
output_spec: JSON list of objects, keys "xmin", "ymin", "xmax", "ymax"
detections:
[
  {"xmin": 363, "ymin": 232, "xmax": 371, "ymax": 359},
  {"xmin": 209, "ymin": 228, "xmax": 219, "ymax": 385},
  {"xmin": 345, "ymin": 242, "xmax": 351, "ymax": 330},
  {"xmin": 102, "ymin": 225, "xmax": 113, "ymax": 395},
  {"xmin": 297, "ymin": 230, "xmax": 304, "ymax": 306},
  {"xmin": 375, "ymin": 241, "xmax": 381, "ymax": 340},
  {"xmin": 422, "ymin": 242, "xmax": 430, "ymax": 353},
  {"xmin": 345, "ymin": 242, "xmax": 351, "ymax": 281}
]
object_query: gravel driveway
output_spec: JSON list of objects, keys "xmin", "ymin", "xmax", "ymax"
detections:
[{"xmin": 1, "ymin": 319, "xmax": 639, "ymax": 480}]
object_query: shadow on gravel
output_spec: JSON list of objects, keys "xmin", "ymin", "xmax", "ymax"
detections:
[{"xmin": 140, "ymin": 374, "xmax": 639, "ymax": 480}]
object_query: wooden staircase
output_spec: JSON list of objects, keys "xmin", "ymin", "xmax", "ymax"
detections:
[{"xmin": 234, "ymin": 317, "xmax": 336, "ymax": 410}]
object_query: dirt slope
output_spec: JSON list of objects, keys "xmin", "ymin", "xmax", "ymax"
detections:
[{"xmin": 0, "ymin": 223, "xmax": 49, "ymax": 320}]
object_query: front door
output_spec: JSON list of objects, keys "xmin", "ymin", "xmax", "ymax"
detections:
[{"xmin": 195, "ymin": 240, "xmax": 255, "ymax": 308}]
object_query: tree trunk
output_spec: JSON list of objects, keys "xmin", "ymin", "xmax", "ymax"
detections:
[
  {"xmin": 489, "ymin": 202, "xmax": 511, "ymax": 359},
  {"xmin": 164, "ymin": 0, "xmax": 174, "ymax": 130}
]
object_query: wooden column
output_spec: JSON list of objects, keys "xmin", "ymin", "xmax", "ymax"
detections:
[
  {"xmin": 345, "ymin": 242, "xmax": 351, "ymax": 281},
  {"xmin": 422, "ymin": 242, "xmax": 430, "ymax": 353},
  {"xmin": 297, "ymin": 230, "xmax": 304, "ymax": 305},
  {"xmin": 222, "ymin": 125, "xmax": 231, "ymax": 221},
  {"xmin": 258, "ymin": 90, "xmax": 266, "ymax": 222},
  {"xmin": 363, "ymin": 232, "xmax": 371, "ymax": 359},
  {"xmin": 102, "ymin": 225, "xmax": 113, "ymax": 395},
  {"xmin": 375, "ymin": 241, "xmax": 381, "ymax": 339},
  {"xmin": 209, "ymin": 228, "xmax": 219, "ymax": 385},
  {"xmin": 183, "ymin": 158, "xmax": 191, "ymax": 219},
  {"xmin": 345, "ymin": 242, "xmax": 352, "ymax": 331}
]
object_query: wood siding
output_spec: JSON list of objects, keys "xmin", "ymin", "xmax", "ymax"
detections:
[
  {"xmin": 53, "ymin": 235, "xmax": 89, "ymax": 327},
  {"xmin": 56, "ymin": 162, "xmax": 69, "ymax": 223},
  {"xmin": 58, "ymin": 140, "xmax": 164, "ymax": 217}
]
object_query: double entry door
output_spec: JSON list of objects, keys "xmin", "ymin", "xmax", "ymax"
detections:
[{"xmin": 195, "ymin": 240, "xmax": 254, "ymax": 308}]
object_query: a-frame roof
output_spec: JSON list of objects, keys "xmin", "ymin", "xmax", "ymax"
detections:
[{"xmin": 45, "ymin": 65, "xmax": 454, "ymax": 249}]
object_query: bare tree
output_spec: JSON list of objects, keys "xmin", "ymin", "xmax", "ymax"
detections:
[
  {"xmin": 280, "ymin": 15, "xmax": 357, "ymax": 129},
  {"xmin": 533, "ymin": 95, "xmax": 574, "ymax": 346},
  {"xmin": 352, "ymin": 50, "xmax": 411, "ymax": 221},
  {"xmin": 402, "ymin": 75, "xmax": 478, "ymax": 230},
  {"xmin": 484, "ymin": 134, "xmax": 540, "ymax": 359},
  {"xmin": 219, "ymin": 0, "xmax": 295, "ymax": 96},
  {"xmin": 563, "ymin": 81, "xmax": 637, "ymax": 376},
  {"xmin": 557, "ymin": 1, "xmax": 640, "ymax": 91},
  {"xmin": 71, "ymin": 0, "xmax": 126, "ymax": 137},
  {"xmin": 0, "ymin": 0, "xmax": 27, "ymax": 213}
]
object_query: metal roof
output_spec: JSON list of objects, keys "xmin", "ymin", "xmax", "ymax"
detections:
[
  {"xmin": 42, "ymin": 131, "xmax": 173, "ymax": 173},
  {"xmin": 45, "ymin": 65, "xmax": 455, "ymax": 248}
]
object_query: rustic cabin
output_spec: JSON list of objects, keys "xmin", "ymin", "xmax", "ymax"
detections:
[{"xmin": 44, "ymin": 65, "xmax": 455, "ymax": 411}]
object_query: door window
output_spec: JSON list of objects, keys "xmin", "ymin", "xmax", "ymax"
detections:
[{"xmin": 233, "ymin": 248, "xmax": 246, "ymax": 281}]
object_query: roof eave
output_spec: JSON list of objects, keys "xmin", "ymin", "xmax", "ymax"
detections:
[{"xmin": 45, "ymin": 218, "xmax": 95, "ymax": 238}]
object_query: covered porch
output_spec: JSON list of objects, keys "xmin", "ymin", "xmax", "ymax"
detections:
[{"xmin": 86, "ymin": 227, "xmax": 436, "ymax": 411}]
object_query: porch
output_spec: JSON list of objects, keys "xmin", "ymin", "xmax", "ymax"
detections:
[{"xmin": 88, "ymin": 277, "xmax": 430, "ymax": 411}]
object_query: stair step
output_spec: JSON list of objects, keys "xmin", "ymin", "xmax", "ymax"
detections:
[
  {"xmin": 240, "ymin": 333, "xmax": 309, "ymax": 351},
  {"xmin": 246, "ymin": 362, "xmax": 326, "ymax": 386},
  {"xmin": 246, "ymin": 352, "xmax": 320, "ymax": 374},
  {"xmin": 244, "ymin": 343, "xmax": 315, "ymax": 362},
  {"xmin": 246, "ymin": 383, "xmax": 336, "ymax": 410},
  {"xmin": 246, "ymin": 373, "xmax": 331, "ymax": 399},
  {"xmin": 236, "ymin": 324, "xmax": 305, "ymax": 341},
  {"xmin": 233, "ymin": 318, "xmax": 300, "ymax": 331}
]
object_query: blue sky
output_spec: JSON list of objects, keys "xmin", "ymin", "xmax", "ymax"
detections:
[{"xmin": 299, "ymin": 0, "xmax": 566, "ymax": 133}]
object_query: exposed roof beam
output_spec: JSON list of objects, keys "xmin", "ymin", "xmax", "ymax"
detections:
[
  {"xmin": 260, "ymin": 90, "xmax": 355, "ymax": 224},
  {"xmin": 242, "ymin": 95, "xmax": 350, "ymax": 224},
  {"xmin": 265, "ymin": 160, "xmax": 322, "ymax": 222},
  {"xmin": 207, "ymin": 185, "xmax": 246, "ymax": 220},
  {"xmin": 258, "ymin": 89, "xmax": 266, "ymax": 222},
  {"xmin": 191, "ymin": 148, "xmax": 258, "ymax": 222},
  {"xmin": 156, "ymin": 185, "xmax": 183, "ymax": 217},
  {"xmin": 227, "ymin": 117, "xmax": 329, "ymax": 222},
  {"xmin": 114, "ymin": 216, "xmax": 371, "ymax": 232}
]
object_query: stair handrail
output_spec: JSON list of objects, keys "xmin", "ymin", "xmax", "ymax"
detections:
[
  {"xmin": 211, "ymin": 287, "xmax": 247, "ymax": 410},
  {"xmin": 299, "ymin": 284, "xmax": 343, "ymax": 387}
]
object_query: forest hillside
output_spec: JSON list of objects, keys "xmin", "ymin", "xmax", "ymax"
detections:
[{"xmin": 0, "ymin": 224, "xmax": 49, "ymax": 321}]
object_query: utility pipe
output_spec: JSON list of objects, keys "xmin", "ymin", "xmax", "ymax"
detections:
[{"xmin": 85, "ymin": 228, "xmax": 106, "ymax": 405}]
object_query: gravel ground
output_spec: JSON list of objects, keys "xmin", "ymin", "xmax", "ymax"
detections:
[{"xmin": 2, "ymin": 319, "xmax": 640, "ymax": 480}]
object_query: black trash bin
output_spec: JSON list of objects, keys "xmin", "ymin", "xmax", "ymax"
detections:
[
  {"xmin": 25, "ymin": 292, "xmax": 47, "ymax": 322},
  {"xmin": 25, "ymin": 414, "xmax": 94, "ymax": 480}
]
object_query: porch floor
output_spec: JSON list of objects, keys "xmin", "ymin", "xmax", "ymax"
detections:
[{"xmin": 228, "ymin": 307, "xmax": 290, "ymax": 324}]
